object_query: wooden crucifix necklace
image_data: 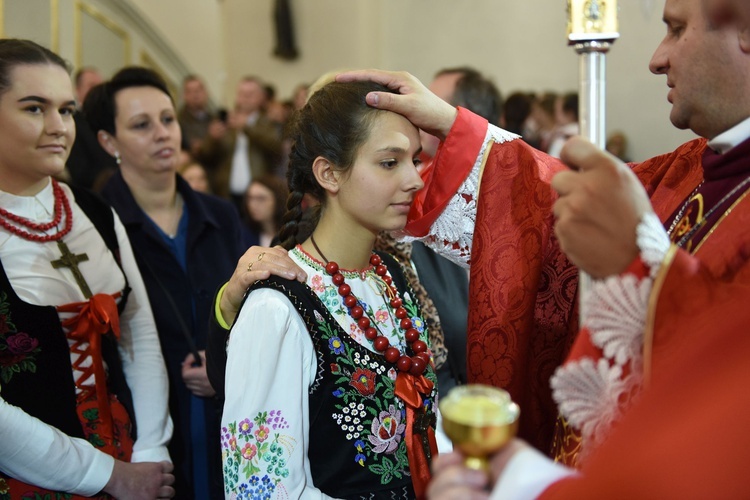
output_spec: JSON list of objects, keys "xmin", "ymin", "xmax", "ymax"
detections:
[{"xmin": 51, "ymin": 241, "xmax": 92, "ymax": 298}]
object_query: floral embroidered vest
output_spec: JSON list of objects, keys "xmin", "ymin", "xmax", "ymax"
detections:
[
  {"xmin": 248, "ymin": 252, "xmax": 438, "ymax": 499},
  {"xmin": 0, "ymin": 187, "xmax": 135, "ymax": 498}
]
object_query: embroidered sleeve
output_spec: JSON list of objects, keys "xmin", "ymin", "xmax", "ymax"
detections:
[
  {"xmin": 222, "ymin": 288, "xmax": 335, "ymax": 499},
  {"xmin": 550, "ymin": 212, "xmax": 670, "ymax": 452},
  {"xmin": 402, "ymin": 125, "xmax": 519, "ymax": 268}
]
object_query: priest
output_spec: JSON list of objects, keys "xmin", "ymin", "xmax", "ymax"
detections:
[{"xmin": 334, "ymin": 0, "xmax": 750, "ymax": 466}]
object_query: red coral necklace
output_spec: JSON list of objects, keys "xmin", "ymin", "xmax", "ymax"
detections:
[
  {"xmin": 0, "ymin": 179, "xmax": 72, "ymax": 242},
  {"xmin": 309, "ymin": 234, "xmax": 429, "ymax": 375}
]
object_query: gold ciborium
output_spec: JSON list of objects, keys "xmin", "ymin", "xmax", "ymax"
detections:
[{"xmin": 439, "ymin": 384, "xmax": 520, "ymax": 472}]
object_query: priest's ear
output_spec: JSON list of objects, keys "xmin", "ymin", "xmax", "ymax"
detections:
[{"xmin": 311, "ymin": 156, "xmax": 341, "ymax": 195}]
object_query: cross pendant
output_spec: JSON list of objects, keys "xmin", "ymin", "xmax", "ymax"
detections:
[{"xmin": 51, "ymin": 240, "xmax": 92, "ymax": 298}]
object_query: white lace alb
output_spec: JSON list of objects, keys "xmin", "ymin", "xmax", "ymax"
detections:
[{"xmin": 551, "ymin": 212, "xmax": 670, "ymax": 457}]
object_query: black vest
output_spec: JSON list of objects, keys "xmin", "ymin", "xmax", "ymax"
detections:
[
  {"xmin": 0, "ymin": 186, "xmax": 135, "ymax": 439},
  {"xmin": 246, "ymin": 252, "xmax": 438, "ymax": 499}
]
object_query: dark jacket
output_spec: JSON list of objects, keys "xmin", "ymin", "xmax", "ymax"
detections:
[
  {"xmin": 196, "ymin": 114, "xmax": 283, "ymax": 198},
  {"xmin": 101, "ymin": 171, "xmax": 243, "ymax": 499}
]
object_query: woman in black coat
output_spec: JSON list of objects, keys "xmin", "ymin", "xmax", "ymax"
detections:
[{"xmin": 86, "ymin": 67, "xmax": 244, "ymax": 499}]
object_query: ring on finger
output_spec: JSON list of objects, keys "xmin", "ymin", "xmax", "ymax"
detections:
[{"xmin": 246, "ymin": 261, "xmax": 254, "ymax": 272}]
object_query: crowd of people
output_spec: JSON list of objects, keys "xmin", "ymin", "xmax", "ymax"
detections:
[{"xmin": 1, "ymin": 0, "xmax": 749, "ymax": 496}]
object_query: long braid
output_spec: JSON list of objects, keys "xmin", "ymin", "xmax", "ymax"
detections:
[{"xmin": 278, "ymin": 189, "xmax": 305, "ymax": 250}]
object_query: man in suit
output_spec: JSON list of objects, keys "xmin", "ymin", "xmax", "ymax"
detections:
[{"xmin": 196, "ymin": 76, "xmax": 282, "ymax": 207}]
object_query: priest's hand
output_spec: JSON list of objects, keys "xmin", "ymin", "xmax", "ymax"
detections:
[
  {"xmin": 336, "ymin": 69, "xmax": 458, "ymax": 141},
  {"xmin": 220, "ymin": 245, "xmax": 307, "ymax": 326},
  {"xmin": 428, "ymin": 440, "xmax": 528, "ymax": 499},
  {"xmin": 551, "ymin": 137, "xmax": 654, "ymax": 279},
  {"xmin": 427, "ymin": 452, "xmax": 490, "ymax": 500},
  {"xmin": 181, "ymin": 351, "xmax": 215, "ymax": 398},
  {"xmin": 104, "ymin": 460, "xmax": 175, "ymax": 499}
]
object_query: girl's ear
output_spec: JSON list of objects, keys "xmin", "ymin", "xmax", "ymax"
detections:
[{"xmin": 312, "ymin": 156, "xmax": 340, "ymax": 194}]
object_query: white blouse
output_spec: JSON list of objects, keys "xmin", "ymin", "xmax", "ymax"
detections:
[
  {"xmin": 0, "ymin": 180, "xmax": 172, "ymax": 496},
  {"xmin": 222, "ymin": 247, "xmax": 449, "ymax": 499}
]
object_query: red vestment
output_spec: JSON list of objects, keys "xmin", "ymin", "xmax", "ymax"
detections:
[
  {"xmin": 539, "ymin": 281, "xmax": 750, "ymax": 498},
  {"xmin": 405, "ymin": 108, "xmax": 748, "ymax": 456}
]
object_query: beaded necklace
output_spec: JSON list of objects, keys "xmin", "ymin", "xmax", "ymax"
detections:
[
  {"xmin": 309, "ymin": 234, "xmax": 429, "ymax": 375},
  {"xmin": 0, "ymin": 179, "xmax": 72, "ymax": 242}
]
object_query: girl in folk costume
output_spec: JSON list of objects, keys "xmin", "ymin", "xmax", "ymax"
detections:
[
  {"xmin": 0, "ymin": 40, "xmax": 174, "ymax": 498},
  {"xmin": 221, "ymin": 81, "xmax": 449, "ymax": 499}
]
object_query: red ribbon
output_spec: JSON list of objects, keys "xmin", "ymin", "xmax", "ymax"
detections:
[
  {"xmin": 58, "ymin": 292, "xmax": 121, "ymax": 454},
  {"xmin": 395, "ymin": 371, "xmax": 438, "ymax": 499}
]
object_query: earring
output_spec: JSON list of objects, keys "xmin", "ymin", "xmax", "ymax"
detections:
[{"xmin": 114, "ymin": 151, "xmax": 121, "ymax": 165}]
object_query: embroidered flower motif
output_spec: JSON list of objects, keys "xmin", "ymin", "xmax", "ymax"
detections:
[
  {"xmin": 374, "ymin": 310, "xmax": 389, "ymax": 324},
  {"xmin": 0, "ymin": 292, "xmax": 41, "ymax": 384},
  {"xmin": 6, "ymin": 330, "xmax": 30, "ymax": 353},
  {"xmin": 410, "ymin": 316, "xmax": 425, "ymax": 333},
  {"xmin": 368, "ymin": 404, "xmax": 405, "ymax": 453},
  {"xmin": 551, "ymin": 357, "xmax": 628, "ymax": 444},
  {"xmin": 387, "ymin": 368, "xmax": 397, "ymax": 381},
  {"xmin": 254, "ymin": 425, "xmax": 270, "ymax": 443},
  {"xmin": 238, "ymin": 418, "xmax": 254, "ymax": 436},
  {"xmin": 350, "ymin": 368, "xmax": 377, "ymax": 396},
  {"xmin": 328, "ymin": 336, "xmax": 345, "ymax": 354},
  {"xmin": 333, "ymin": 388, "xmax": 344, "ymax": 398},
  {"xmin": 311, "ymin": 274, "xmax": 325, "ymax": 293},
  {"xmin": 330, "ymin": 363, "xmax": 341, "ymax": 375},
  {"xmin": 222, "ymin": 411, "xmax": 296, "ymax": 496},
  {"xmin": 241, "ymin": 442, "xmax": 257, "ymax": 460}
]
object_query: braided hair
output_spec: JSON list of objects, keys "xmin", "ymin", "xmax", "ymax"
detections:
[{"xmin": 278, "ymin": 81, "xmax": 396, "ymax": 250}]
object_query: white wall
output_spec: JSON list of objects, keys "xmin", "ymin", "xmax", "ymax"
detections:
[
  {"xmin": 125, "ymin": 0, "xmax": 225, "ymax": 103},
  {"xmin": 133, "ymin": 0, "xmax": 697, "ymax": 161}
]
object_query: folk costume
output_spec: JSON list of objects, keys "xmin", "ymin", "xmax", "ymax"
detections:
[
  {"xmin": 221, "ymin": 247, "xmax": 442, "ymax": 499},
  {"xmin": 0, "ymin": 180, "xmax": 171, "ymax": 498},
  {"xmin": 404, "ymin": 108, "xmax": 750, "ymax": 465}
]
